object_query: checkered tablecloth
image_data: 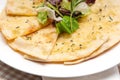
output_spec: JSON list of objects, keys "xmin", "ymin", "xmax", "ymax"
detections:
[{"xmin": 0, "ymin": 61, "xmax": 42, "ymax": 80}]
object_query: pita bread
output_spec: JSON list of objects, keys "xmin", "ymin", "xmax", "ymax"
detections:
[
  {"xmin": 9, "ymin": 24, "xmax": 58, "ymax": 60},
  {"xmin": 64, "ymin": 39, "xmax": 120, "ymax": 65},
  {"xmin": 24, "ymin": 55, "xmax": 49, "ymax": 62},
  {"xmin": 23, "ymin": 25, "xmax": 108, "ymax": 62},
  {"xmin": 43, "ymin": 0, "xmax": 120, "ymax": 62},
  {"xmin": 64, "ymin": 0, "xmax": 120, "ymax": 64},
  {"xmin": 64, "ymin": 26, "xmax": 120, "ymax": 64},
  {"xmin": 0, "ymin": 11, "xmax": 42, "ymax": 40},
  {"xmin": 6, "ymin": 0, "xmax": 43, "ymax": 16},
  {"xmin": 46, "ymin": 25, "xmax": 108, "ymax": 62},
  {"xmin": 1, "ymin": 0, "xmax": 120, "ymax": 64}
]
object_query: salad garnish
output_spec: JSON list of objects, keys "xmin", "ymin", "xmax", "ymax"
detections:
[{"xmin": 37, "ymin": 0, "xmax": 95, "ymax": 34}]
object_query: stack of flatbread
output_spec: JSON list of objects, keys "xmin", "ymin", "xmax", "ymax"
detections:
[{"xmin": 0, "ymin": 0, "xmax": 120, "ymax": 65}]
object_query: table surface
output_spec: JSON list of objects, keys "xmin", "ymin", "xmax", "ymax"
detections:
[
  {"xmin": 0, "ymin": 61, "xmax": 120, "ymax": 80},
  {"xmin": 0, "ymin": 61, "xmax": 42, "ymax": 80}
]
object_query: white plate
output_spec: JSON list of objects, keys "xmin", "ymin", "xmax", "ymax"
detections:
[{"xmin": 0, "ymin": 0, "xmax": 120, "ymax": 78}]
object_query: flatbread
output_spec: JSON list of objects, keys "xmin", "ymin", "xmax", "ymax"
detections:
[
  {"xmin": 64, "ymin": 0, "xmax": 120, "ymax": 64},
  {"xmin": 9, "ymin": 24, "xmax": 58, "ymax": 60},
  {"xmin": 24, "ymin": 27, "xmax": 108, "ymax": 63},
  {"xmin": 6, "ymin": 0, "xmax": 43, "ymax": 16},
  {"xmin": 2, "ymin": 0, "xmax": 120, "ymax": 64},
  {"xmin": 24, "ymin": 55, "xmax": 49, "ymax": 62},
  {"xmin": 46, "ymin": 25, "xmax": 108, "ymax": 62},
  {"xmin": 0, "ymin": 10, "xmax": 42, "ymax": 40},
  {"xmin": 45, "ymin": 0, "xmax": 120, "ymax": 62},
  {"xmin": 64, "ymin": 38, "xmax": 120, "ymax": 65}
]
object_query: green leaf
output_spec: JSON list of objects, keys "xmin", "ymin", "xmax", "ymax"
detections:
[
  {"xmin": 37, "ymin": 11, "xmax": 48, "ymax": 25},
  {"xmin": 61, "ymin": 0, "xmax": 71, "ymax": 10},
  {"xmin": 70, "ymin": 0, "xmax": 90, "ymax": 23},
  {"xmin": 56, "ymin": 22, "xmax": 63, "ymax": 34},
  {"xmin": 60, "ymin": 18, "xmax": 72, "ymax": 34},
  {"xmin": 56, "ymin": 16, "xmax": 79, "ymax": 34},
  {"xmin": 71, "ymin": 17, "xmax": 79, "ymax": 32}
]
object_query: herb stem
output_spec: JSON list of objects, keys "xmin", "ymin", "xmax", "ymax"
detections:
[
  {"xmin": 70, "ymin": 12, "xmax": 73, "ymax": 31},
  {"xmin": 47, "ymin": 2, "xmax": 63, "ymax": 17}
]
